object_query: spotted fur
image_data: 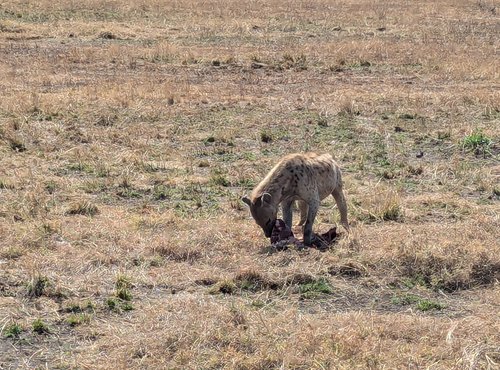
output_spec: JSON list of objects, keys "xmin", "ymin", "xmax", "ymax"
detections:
[{"xmin": 242, "ymin": 152, "xmax": 349, "ymax": 245}]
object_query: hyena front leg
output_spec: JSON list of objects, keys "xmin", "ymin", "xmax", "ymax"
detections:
[
  {"xmin": 303, "ymin": 197, "xmax": 320, "ymax": 246},
  {"xmin": 297, "ymin": 200, "xmax": 308, "ymax": 226},
  {"xmin": 332, "ymin": 186, "xmax": 349, "ymax": 231},
  {"xmin": 282, "ymin": 200, "xmax": 293, "ymax": 228}
]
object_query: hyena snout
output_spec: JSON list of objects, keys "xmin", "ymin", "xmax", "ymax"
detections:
[
  {"xmin": 261, "ymin": 219, "xmax": 276, "ymax": 238},
  {"xmin": 242, "ymin": 194, "xmax": 277, "ymax": 238}
]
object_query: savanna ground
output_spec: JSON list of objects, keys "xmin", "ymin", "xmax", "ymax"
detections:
[{"xmin": 0, "ymin": 0, "xmax": 499, "ymax": 368}]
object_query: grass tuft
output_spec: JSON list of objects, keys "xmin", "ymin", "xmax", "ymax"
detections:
[
  {"xmin": 27, "ymin": 275, "xmax": 49, "ymax": 298},
  {"xmin": 462, "ymin": 130, "xmax": 492, "ymax": 156},
  {"xmin": 210, "ymin": 169, "xmax": 230, "ymax": 187},
  {"xmin": 8, "ymin": 136, "xmax": 26, "ymax": 152},
  {"xmin": 116, "ymin": 288, "xmax": 132, "ymax": 301},
  {"xmin": 397, "ymin": 248, "xmax": 499, "ymax": 292},
  {"xmin": 298, "ymin": 277, "xmax": 333, "ymax": 299},
  {"xmin": 260, "ymin": 130, "xmax": 273, "ymax": 143},
  {"xmin": 391, "ymin": 293, "xmax": 420, "ymax": 305},
  {"xmin": 3, "ymin": 323, "xmax": 23, "ymax": 339},
  {"xmin": 106, "ymin": 298, "xmax": 118, "ymax": 310},
  {"xmin": 32, "ymin": 319, "xmax": 50, "ymax": 334},
  {"xmin": 115, "ymin": 275, "xmax": 133, "ymax": 301},
  {"xmin": 62, "ymin": 300, "xmax": 96, "ymax": 313},
  {"xmin": 66, "ymin": 201, "xmax": 99, "ymax": 216},
  {"xmin": 209, "ymin": 280, "xmax": 237, "ymax": 295},
  {"xmin": 328, "ymin": 262, "xmax": 367, "ymax": 278},
  {"xmin": 66, "ymin": 313, "xmax": 91, "ymax": 327},
  {"xmin": 152, "ymin": 184, "xmax": 171, "ymax": 200},
  {"xmin": 0, "ymin": 178, "xmax": 15, "ymax": 190},
  {"xmin": 357, "ymin": 190, "xmax": 404, "ymax": 223},
  {"xmin": 1, "ymin": 246, "xmax": 24, "ymax": 259},
  {"xmin": 391, "ymin": 294, "xmax": 445, "ymax": 311},
  {"xmin": 234, "ymin": 269, "xmax": 276, "ymax": 291},
  {"xmin": 416, "ymin": 299, "xmax": 445, "ymax": 312},
  {"xmin": 107, "ymin": 296, "xmax": 134, "ymax": 312}
]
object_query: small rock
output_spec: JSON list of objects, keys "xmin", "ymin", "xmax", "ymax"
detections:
[{"xmin": 416, "ymin": 151, "xmax": 424, "ymax": 158}]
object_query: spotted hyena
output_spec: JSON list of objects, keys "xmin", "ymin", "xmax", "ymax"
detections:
[{"xmin": 242, "ymin": 152, "xmax": 349, "ymax": 246}]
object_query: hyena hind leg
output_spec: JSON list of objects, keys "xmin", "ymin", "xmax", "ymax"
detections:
[
  {"xmin": 297, "ymin": 200, "xmax": 308, "ymax": 226},
  {"xmin": 282, "ymin": 200, "xmax": 294, "ymax": 228},
  {"xmin": 303, "ymin": 198, "xmax": 319, "ymax": 246}
]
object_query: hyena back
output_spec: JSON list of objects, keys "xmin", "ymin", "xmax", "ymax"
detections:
[{"xmin": 242, "ymin": 152, "xmax": 349, "ymax": 246}]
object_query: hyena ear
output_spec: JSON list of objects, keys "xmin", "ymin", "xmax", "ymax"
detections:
[
  {"xmin": 241, "ymin": 196, "xmax": 252, "ymax": 207},
  {"xmin": 261, "ymin": 192, "xmax": 272, "ymax": 205}
]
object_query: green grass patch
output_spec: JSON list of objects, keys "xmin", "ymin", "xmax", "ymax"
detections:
[
  {"xmin": 106, "ymin": 297, "xmax": 134, "ymax": 312},
  {"xmin": 45, "ymin": 180, "xmax": 57, "ymax": 194},
  {"xmin": 116, "ymin": 187, "xmax": 142, "ymax": 198},
  {"xmin": 66, "ymin": 313, "xmax": 91, "ymax": 327},
  {"xmin": 152, "ymin": 184, "xmax": 171, "ymax": 200},
  {"xmin": 66, "ymin": 162, "xmax": 94, "ymax": 174},
  {"xmin": 3, "ymin": 323, "xmax": 22, "ymax": 339},
  {"xmin": 298, "ymin": 278, "xmax": 333, "ymax": 299},
  {"xmin": 391, "ymin": 293, "xmax": 445, "ymax": 312},
  {"xmin": 121, "ymin": 302, "xmax": 134, "ymax": 311},
  {"xmin": 106, "ymin": 297, "xmax": 118, "ymax": 310},
  {"xmin": 391, "ymin": 293, "xmax": 420, "ymax": 305},
  {"xmin": 210, "ymin": 169, "xmax": 230, "ymax": 187},
  {"xmin": 108, "ymin": 275, "xmax": 134, "ymax": 310},
  {"xmin": 250, "ymin": 300, "xmax": 266, "ymax": 308},
  {"xmin": 462, "ymin": 130, "xmax": 492, "ymax": 156},
  {"xmin": 115, "ymin": 275, "xmax": 133, "ymax": 301},
  {"xmin": 81, "ymin": 179, "xmax": 108, "ymax": 194},
  {"xmin": 32, "ymin": 319, "xmax": 50, "ymax": 334},
  {"xmin": 401, "ymin": 276, "xmax": 428, "ymax": 289},
  {"xmin": 116, "ymin": 275, "xmax": 132, "ymax": 289},
  {"xmin": 416, "ymin": 299, "xmax": 445, "ymax": 312},
  {"xmin": 116, "ymin": 287, "xmax": 132, "ymax": 301},
  {"xmin": 62, "ymin": 300, "xmax": 96, "ymax": 313},
  {"xmin": 236, "ymin": 177, "xmax": 256, "ymax": 189}
]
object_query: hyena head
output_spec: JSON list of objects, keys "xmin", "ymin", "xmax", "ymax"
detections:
[{"xmin": 242, "ymin": 193, "xmax": 277, "ymax": 237}]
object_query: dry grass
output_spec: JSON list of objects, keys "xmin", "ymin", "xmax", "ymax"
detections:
[{"xmin": 1, "ymin": 0, "xmax": 499, "ymax": 368}]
